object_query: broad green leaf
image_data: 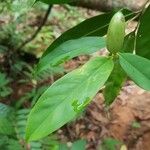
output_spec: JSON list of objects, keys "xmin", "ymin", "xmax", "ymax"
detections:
[
  {"xmin": 103, "ymin": 60, "xmax": 126, "ymax": 105},
  {"xmin": 37, "ymin": 0, "xmax": 75, "ymax": 4},
  {"xmin": 41, "ymin": 11, "xmax": 113, "ymax": 59},
  {"xmin": 36, "ymin": 37, "xmax": 106, "ymax": 74},
  {"xmin": 119, "ymin": 53, "xmax": 150, "ymax": 90},
  {"xmin": 136, "ymin": 5, "xmax": 150, "ymax": 59},
  {"xmin": 37, "ymin": 10, "xmax": 134, "ymax": 74},
  {"xmin": 26, "ymin": 57, "xmax": 114, "ymax": 141},
  {"xmin": 122, "ymin": 31, "xmax": 135, "ymax": 53},
  {"xmin": 42, "ymin": 9, "xmax": 134, "ymax": 57}
]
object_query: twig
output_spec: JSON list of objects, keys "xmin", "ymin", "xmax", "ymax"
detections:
[{"xmin": 16, "ymin": 5, "xmax": 52, "ymax": 51}]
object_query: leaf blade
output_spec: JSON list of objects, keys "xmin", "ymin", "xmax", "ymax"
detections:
[
  {"xmin": 36, "ymin": 36, "xmax": 105, "ymax": 74},
  {"xmin": 136, "ymin": 5, "xmax": 150, "ymax": 59},
  {"xmin": 119, "ymin": 53, "xmax": 150, "ymax": 90},
  {"xmin": 103, "ymin": 60, "xmax": 126, "ymax": 105},
  {"xmin": 122, "ymin": 31, "xmax": 135, "ymax": 53},
  {"xmin": 42, "ymin": 9, "xmax": 134, "ymax": 57},
  {"xmin": 26, "ymin": 57, "xmax": 114, "ymax": 141}
]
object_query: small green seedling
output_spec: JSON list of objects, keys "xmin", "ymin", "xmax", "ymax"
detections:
[
  {"xmin": 100, "ymin": 138, "xmax": 122, "ymax": 150},
  {"xmin": 132, "ymin": 121, "xmax": 141, "ymax": 129}
]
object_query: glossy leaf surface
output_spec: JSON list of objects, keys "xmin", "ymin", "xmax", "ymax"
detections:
[
  {"xmin": 26, "ymin": 57, "xmax": 114, "ymax": 141},
  {"xmin": 122, "ymin": 31, "xmax": 135, "ymax": 53},
  {"xmin": 104, "ymin": 60, "xmax": 126, "ymax": 105},
  {"xmin": 119, "ymin": 53, "xmax": 150, "ymax": 90},
  {"xmin": 136, "ymin": 5, "xmax": 150, "ymax": 59},
  {"xmin": 36, "ymin": 37, "xmax": 105, "ymax": 74},
  {"xmin": 42, "ymin": 9, "xmax": 133, "ymax": 57}
]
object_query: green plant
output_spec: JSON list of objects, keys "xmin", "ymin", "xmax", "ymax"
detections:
[
  {"xmin": 0, "ymin": 72, "xmax": 12, "ymax": 98},
  {"xmin": 0, "ymin": 103, "xmax": 81, "ymax": 150},
  {"xmin": 0, "ymin": 0, "xmax": 92, "ymax": 149},
  {"xmin": 100, "ymin": 138, "xmax": 122, "ymax": 150},
  {"xmin": 131, "ymin": 121, "xmax": 141, "ymax": 129},
  {"xmin": 25, "ymin": 1, "xmax": 150, "ymax": 142}
]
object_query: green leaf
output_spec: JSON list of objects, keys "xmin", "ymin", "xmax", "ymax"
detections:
[
  {"xmin": 101, "ymin": 138, "xmax": 121, "ymax": 150},
  {"xmin": 6, "ymin": 139, "xmax": 24, "ymax": 150},
  {"xmin": 0, "ymin": 72, "xmax": 10, "ymax": 87},
  {"xmin": 59, "ymin": 144, "xmax": 69, "ymax": 150},
  {"xmin": 103, "ymin": 60, "xmax": 126, "ymax": 105},
  {"xmin": 119, "ymin": 53, "xmax": 150, "ymax": 90},
  {"xmin": 36, "ymin": 9, "xmax": 135, "ymax": 76},
  {"xmin": 26, "ymin": 57, "xmax": 114, "ymax": 141},
  {"xmin": 0, "ymin": 103, "xmax": 15, "ymax": 135},
  {"xmin": 71, "ymin": 140, "xmax": 86, "ymax": 150},
  {"xmin": 38, "ymin": 11, "xmax": 114, "ymax": 73},
  {"xmin": 132, "ymin": 121, "xmax": 141, "ymax": 128},
  {"xmin": 104, "ymin": 30, "xmax": 136, "ymax": 105},
  {"xmin": 122, "ymin": 31, "xmax": 135, "ymax": 53},
  {"xmin": 37, "ymin": 0, "xmax": 75, "ymax": 4},
  {"xmin": 36, "ymin": 37, "xmax": 106, "ymax": 74},
  {"xmin": 42, "ymin": 9, "xmax": 134, "ymax": 58},
  {"xmin": 136, "ymin": 5, "xmax": 150, "ymax": 59}
]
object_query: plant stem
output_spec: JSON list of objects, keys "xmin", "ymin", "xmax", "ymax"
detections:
[{"xmin": 16, "ymin": 5, "xmax": 52, "ymax": 51}]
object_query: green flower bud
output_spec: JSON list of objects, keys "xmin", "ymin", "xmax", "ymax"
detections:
[{"xmin": 106, "ymin": 11, "xmax": 125, "ymax": 54}]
